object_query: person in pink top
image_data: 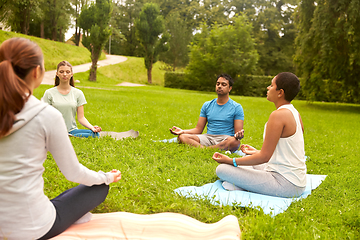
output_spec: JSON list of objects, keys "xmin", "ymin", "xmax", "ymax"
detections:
[{"xmin": 212, "ymin": 72, "xmax": 307, "ymax": 198}]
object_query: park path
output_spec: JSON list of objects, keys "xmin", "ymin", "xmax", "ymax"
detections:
[{"xmin": 41, "ymin": 55, "xmax": 128, "ymax": 85}]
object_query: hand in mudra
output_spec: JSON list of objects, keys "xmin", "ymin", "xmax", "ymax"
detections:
[
  {"xmin": 169, "ymin": 126, "xmax": 183, "ymax": 135},
  {"xmin": 212, "ymin": 152, "xmax": 231, "ymax": 164},
  {"xmin": 240, "ymin": 144, "xmax": 258, "ymax": 155},
  {"xmin": 234, "ymin": 129, "xmax": 244, "ymax": 140}
]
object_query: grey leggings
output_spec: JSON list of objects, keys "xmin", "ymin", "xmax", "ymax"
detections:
[{"xmin": 216, "ymin": 163, "xmax": 305, "ymax": 198}]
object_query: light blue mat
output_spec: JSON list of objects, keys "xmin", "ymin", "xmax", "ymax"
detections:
[{"xmin": 174, "ymin": 174, "xmax": 326, "ymax": 216}]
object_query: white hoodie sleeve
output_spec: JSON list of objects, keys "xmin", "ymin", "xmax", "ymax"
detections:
[{"xmin": 42, "ymin": 106, "xmax": 113, "ymax": 186}]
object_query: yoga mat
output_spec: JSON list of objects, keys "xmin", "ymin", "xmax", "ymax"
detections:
[
  {"xmin": 99, "ymin": 129, "xmax": 139, "ymax": 140},
  {"xmin": 50, "ymin": 212, "xmax": 241, "ymax": 240},
  {"xmin": 155, "ymin": 137, "xmax": 246, "ymax": 156},
  {"xmin": 175, "ymin": 174, "xmax": 326, "ymax": 216}
]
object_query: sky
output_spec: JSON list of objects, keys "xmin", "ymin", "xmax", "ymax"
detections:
[{"xmin": 65, "ymin": 27, "xmax": 75, "ymax": 41}]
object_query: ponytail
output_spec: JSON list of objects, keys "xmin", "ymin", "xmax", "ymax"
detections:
[{"xmin": 0, "ymin": 38, "xmax": 43, "ymax": 137}]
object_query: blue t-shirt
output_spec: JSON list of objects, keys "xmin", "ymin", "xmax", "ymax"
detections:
[{"xmin": 200, "ymin": 98, "xmax": 244, "ymax": 136}]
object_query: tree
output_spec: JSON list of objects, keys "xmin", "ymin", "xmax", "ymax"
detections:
[
  {"xmin": 28, "ymin": 0, "xmax": 72, "ymax": 41},
  {"xmin": 135, "ymin": 3, "xmax": 169, "ymax": 84},
  {"xmin": 159, "ymin": 12, "xmax": 192, "ymax": 70},
  {"xmin": 252, "ymin": 1, "xmax": 297, "ymax": 75},
  {"xmin": 185, "ymin": 14, "xmax": 259, "ymax": 91},
  {"xmin": 294, "ymin": 0, "xmax": 360, "ymax": 103},
  {"xmin": 152, "ymin": 0, "xmax": 202, "ymax": 30},
  {"xmin": 71, "ymin": 0, "xmax": 89, "ymax": 46},
  {"xmin": 197, "ymin": 0, "xmax": 229, "ymax": 26},
  {"xmin": 0, "ymin": 0, "xmax": 42, "ymax": 35},
  {"xmin": 79, "ymin": 0, "xmax": 112, "ymax": 81},
  {"xmin": 110, "ymin": 0, "xmax": 144, "ymax": 56}
]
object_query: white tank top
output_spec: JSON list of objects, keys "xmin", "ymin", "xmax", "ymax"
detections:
[{"xmin": 264, "ymin": 104, "xmax": 307, "ymax": 187}]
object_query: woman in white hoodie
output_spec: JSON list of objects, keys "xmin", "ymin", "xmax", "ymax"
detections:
[{"xmin": 0, "ymin": 38, "xmax": 121, "ymax": 239}]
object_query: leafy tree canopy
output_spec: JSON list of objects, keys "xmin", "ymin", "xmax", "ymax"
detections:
[
  {"xmin": 135, "ymin": 3, "xmax": 169, "ymax": 84},
  {"xmin": 79, "ymin": 0, "xmax": 112, "ymax": 81},
  {"xmin": 294, "ymin": 0, "xmax": 360, "ymax": 103},
  {"xmin": 185, "ymin": 14, "xmax": 259, "ymax": 91}
]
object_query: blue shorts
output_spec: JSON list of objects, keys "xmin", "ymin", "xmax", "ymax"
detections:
[{"xmin": 69, "ymin": 129, "xmax": 99, "ymax": 138}]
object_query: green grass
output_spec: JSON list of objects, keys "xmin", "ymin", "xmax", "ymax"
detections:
[
  {"xmin": 73, "ymin": 56, "xmax": 167, "ymax": 87},
  {"xmin": 0, "ymin": 30, "xmax": 105, "ymax": 71},
  {"xmin": 33, "ymin": 84, "xmax": 360, "ymax": 239}
]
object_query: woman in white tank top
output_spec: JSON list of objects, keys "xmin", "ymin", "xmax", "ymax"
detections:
[{"xmin": 212, "ymin": 72, "xmax": 306, "ymax": 198}]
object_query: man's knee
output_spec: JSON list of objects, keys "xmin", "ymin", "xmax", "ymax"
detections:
[
  {"xmin": 177, "ymin": 134, "xmax": 188, "ymax": 143},
  {"xmin": 178, "ymin": 134, "xmax": 200, "ymax": 144},
  {"xmin": 221, "ymin": 137, "xmax": 240, "ymax": 151}
]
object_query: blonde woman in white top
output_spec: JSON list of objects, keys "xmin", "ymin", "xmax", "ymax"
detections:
[{"xmin": 212, "ymin": 72, "xmax": 306, "ymax": 198}]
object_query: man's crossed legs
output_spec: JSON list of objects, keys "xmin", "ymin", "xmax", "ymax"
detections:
[{"xmin": 177, "ymin": 134, "xmax": 240, "ymax": 152}]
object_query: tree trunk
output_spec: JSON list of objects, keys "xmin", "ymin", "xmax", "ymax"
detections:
[
  {"xmin": 59, "ymin": 27, "xmax": 63, "ymax": 42},
  {"xmin": 75, "ymin": 23, "xmax": 80, "ymax": 46},
  {"xmin": 20, "ymin": 7, "xmax": 30, "ymax": 34},
  {"xmin": 89, "ymin": 47, "xmax": 100, "ymax": 82},
  {"xmin": 89, "ymin": 63, "xmax": 97, "ymax": 81},
  {"xmin": 52, "ymin": 22, "xmax": 58, "ymax": 41},
  {"xmin": 75, "ymin": 2, "xmax": 80, "ymax": 46},
  {"xmin": 40, "ymin": 21, "xmax": 44, "ymax": 38},
  {"xmin": 147, "ymin": 65, "xmax": 152, "ymax": 84},
  {"xmin": 173, "ymin": 57, "xmax": 177, "ymax": 71},
  {"xmin": 51, "ymin": 0, "xmax": 57, "ymax": 41}
]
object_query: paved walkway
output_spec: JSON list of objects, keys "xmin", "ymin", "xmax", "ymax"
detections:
[{"xmin": 41, "ymin": 55, "xmax": 128, "ymax": 85}]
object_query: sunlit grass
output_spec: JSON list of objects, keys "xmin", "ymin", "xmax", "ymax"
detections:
[
  {"xmin": 33, "ymin": 85, "xmax": 360, "ymax": 239},
  {"xmin": 0, "ymin": 30, "xmax": 105, "ymax": 70},
  {"xmin": 74, "ymin": 57, "xmax": 167, "ymax": 87}
]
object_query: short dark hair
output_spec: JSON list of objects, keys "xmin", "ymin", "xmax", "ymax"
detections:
[
  {"xmin": 275, "ymin": 72, "xmax": 300, "ymax": 102},
  {"xmin": 217, "ymin": 73, "xmax": 234, "ymax": 86}
]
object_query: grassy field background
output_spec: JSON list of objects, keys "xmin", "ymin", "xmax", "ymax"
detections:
[
  {"xmin": 2, "ymin": 32, "xmax": 360, "ymax": 239},
  {"xmin": 74, "ymin": 56, "xmax": 167, "ymax": 86},
  {"xmin": 33, "ymin": 84, "xmax": 360, "ymax": 239}
]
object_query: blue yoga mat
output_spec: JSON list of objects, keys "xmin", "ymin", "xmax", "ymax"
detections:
[{"xmin": 174, "ymin": 174, "xmax": 326, "ymax": 216}]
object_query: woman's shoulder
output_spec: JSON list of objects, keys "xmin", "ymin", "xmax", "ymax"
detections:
[
  {"xmin": 44, "ymin": 87, "xmax": 57, "ymax": 94},
  {"xmin": 70, "ymin": 87, "xmax": 85, "ymax": 95},
  {"xmin": 268, "ymin": 108, "xmax": 291, "ymax": 123}
]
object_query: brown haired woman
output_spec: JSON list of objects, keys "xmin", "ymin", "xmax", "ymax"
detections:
[
  {"xmin": 42, "ymin": 60, "xmax": 101, "ymax": 138},
  {"xmin": 0, "ymin": 38, "xmax": 121, "ymax": 239}
]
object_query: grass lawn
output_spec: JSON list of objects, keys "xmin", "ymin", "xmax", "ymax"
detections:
[
  {"xmin": 73, "ymin": 56, "xmax": 167, "ymax": 87},
  {"xmin": 33, "ymin": 83, "xmax": 360, "ymax": 239}
]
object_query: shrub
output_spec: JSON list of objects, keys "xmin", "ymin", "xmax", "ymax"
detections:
[
  {"xmin": 232, "ymin": 75, "xmax": 272, "ymax": 97},
  {"xmin": 165, "ymin": 72, "xmax": 274, "ymax": 98},
  {"xmin": 164, "ymin": 72, "xmax": 188, "ymax": 89}
]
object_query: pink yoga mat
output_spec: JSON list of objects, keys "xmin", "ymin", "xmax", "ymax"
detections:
[{"xmin": 50, "ymin": 212, "xmax": 241, "ymax": 240}]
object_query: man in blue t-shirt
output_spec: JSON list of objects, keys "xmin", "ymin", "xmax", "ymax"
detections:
[{"xmin": 170, "ymin": 73, "xmax": 244, "ymax": 152}]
